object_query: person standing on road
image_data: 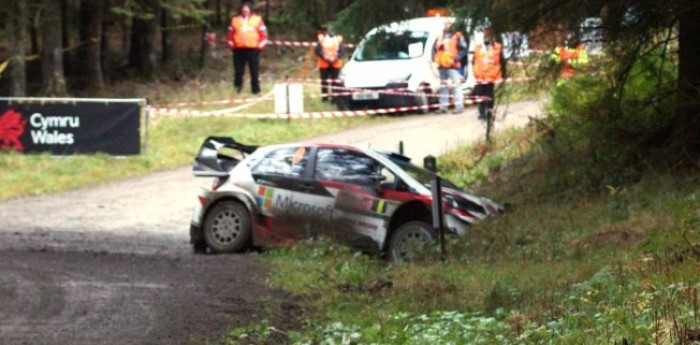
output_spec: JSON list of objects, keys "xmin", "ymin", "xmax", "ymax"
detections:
[
  {"xmin": 472, "ymin": 27, "xmax": 506, "ymax": 120},
  {"xmin": 315, "ymin": 27, "xmax": 345, "ymax": 102},
  {"xmin": 227, "ymin": 1, "xmax": 268, "ymax": 95},
  {"xmin": 434, "ymin": 18, "xmax": 468, "ymax": 114}
]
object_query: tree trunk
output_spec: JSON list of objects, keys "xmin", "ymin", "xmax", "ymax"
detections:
[
  {"xmin": 101, "ymin": 0, "xmax": 111, "ymax": 80},
  {"xmin": 79, "ymin": 0, "xmax": 105, "ymax": 93},
  {"xmin": 161, "ymin": 6, "xmax": 172, "ymax": 64},
  {"xmin": 225, "ymin": 1, "xmax": 232, "ymax": 25},
  {"xmin": 128, "ymin": 1, "xmax": 159, "ymax": 77},
  {"xmin": 30, "ymin": 9, "xmax": 40, "ymax": 55},
  {"xmin": 60, "ymin": 0, "xmax": 70, "ymax": 49},
  {"xmin": 675, "ymin": 2, "xmax": 700, "ymax": 156},
  {"xmin": 6, "ymin": 0, "xmax": 28, "ymax": 96},
  {"xmin": 199, "ymin": 1, "xmax": 212, "ymax": 69},
  {"xmin": 41, "ymin": 0, "xmax": 68, "ymax": 96},
  {"xmin": 214, "ymin": 0, "xmax": 221, "ymax": 26}
]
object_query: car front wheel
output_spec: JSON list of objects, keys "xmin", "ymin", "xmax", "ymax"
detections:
[
  {"xmin": 388, "ymin": 221, "xmax": 435, "ymax": 262},
  {"xmin": 203, "ymin": 201, "xmax": 251, "ymax": 253}
]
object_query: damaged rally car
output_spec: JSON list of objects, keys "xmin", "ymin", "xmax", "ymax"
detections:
[{"xmin": 190, "ymin": 137, "xmax": 503, "ymax": 261}]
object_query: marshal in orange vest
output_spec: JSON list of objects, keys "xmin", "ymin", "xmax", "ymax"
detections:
[
  {"xmin": 473, "ymin": 42, "xmax": 503, "ymax": 81},
  {"xmin": 228, "ymin": 14, "xmax": 268, "ymax": 50}
]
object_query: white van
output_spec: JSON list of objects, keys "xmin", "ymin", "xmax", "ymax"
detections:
[{"xmin": 338, "ymin": 16, "xmax": 476, "ymax": 112}]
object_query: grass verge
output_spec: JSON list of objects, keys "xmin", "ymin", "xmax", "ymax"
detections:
[{"xmin": 219, "ymin": 125, "xmax": 700, "ymax": 345}]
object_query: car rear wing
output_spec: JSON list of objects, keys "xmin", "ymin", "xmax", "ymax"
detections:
[{"xmin": 192, "ymin": 136, "xmax": 258, "ymax": 177}]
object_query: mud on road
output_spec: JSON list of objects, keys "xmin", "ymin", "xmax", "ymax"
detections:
[
  {"xmin": 0, "ymin": 101, "xmax": 543, "ymax": 344},
  {"xmin": 0, "ymin": 168, "xmax": 302, "ymax": 345},
  {"xmin": 0, "ymin": 249, "xmax": 301, "ymax": 345}
]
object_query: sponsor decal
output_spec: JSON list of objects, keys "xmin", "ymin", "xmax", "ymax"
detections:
[
  {"xmin": 371, "ymin": 199, "xmax": 387, "ymax": 214},
  {"xmin": 0, "ymin": 109, "xmax": 27, "ymax": 151},
  {"xmin": 28, "ymin": 112, "xmax": 78, "ymax": 145},
  {"xmin": 257, "ymin": 186, "xmax": 275, "ymax": 209},
  {"xmin": 257, "ymin": 186, "xmax": 334, "ymax": 219},
  {"xmin": 336, "ymin": 190, "xmax": 388, "ymax": 215},
  {"xmin": 358, "ymin": 219, "xmax": 379, "ymax": 231},
  {"xmin": 275, "ymin": 194, "xmax": 334, "ymax": 220},
  {"xmin": 0, "ymin": 99, "xmax": 141, "ymax": 155}
]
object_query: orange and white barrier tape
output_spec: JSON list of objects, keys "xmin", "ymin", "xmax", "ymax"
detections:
[
  {"xmin": 148, "ymin": 96, "xmax": 490, "ymax": 119},
  {"xmin": 0, "ymin": 58, "xmax": 10, "ymax": 76},
  {"xmin": 150, "ymin": 75, "xmax": 535, "ymax": 111},
  {"xmin": 268, "ymin": 40, "xmax": 355, "ymax": 49},
  {"xmin": 476, "ymin": 76, "xmax": 536, "ymax": 85}
]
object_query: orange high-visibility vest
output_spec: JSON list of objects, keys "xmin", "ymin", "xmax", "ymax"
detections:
[
  {"xmin": 317, "ymin": 34, "xmax": 343, "ymax": 69},
  {"xmin": 473, "ymin": 42, "xmax": 503, "ymax": 81},
  {"xmin": 230, "ymin": 14, "xmax": 264, "ymax": 49},
  {"xmin": 556, "ymin": 44, "xmax": 587, "ymax": 78},
  {"xmin": 434, "ymin": 32, "xmax": 463, "ymax": 68}
]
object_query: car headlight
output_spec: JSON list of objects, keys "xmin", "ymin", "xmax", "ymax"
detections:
[
  {"xmin": 443, "ymin": 194, "xmax": 486, "ymax": 215},
  {"xmin": 442, "ymin": 194, "xmax": 459, "ymax": 208}
]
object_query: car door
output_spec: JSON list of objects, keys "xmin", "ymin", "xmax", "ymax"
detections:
[
  {"xmin": 310, "ymin": 147, "xmax": 399, "ymax": 252},
  {"xmin": 249, "ymin": 145, "xmax": 310, "ymax": 245}
]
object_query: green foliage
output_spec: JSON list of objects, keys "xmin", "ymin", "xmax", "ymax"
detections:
[
  {"xmin": 333, "ymin": 0, "xmax": 432, "ymax": 41},
  {"xmin": 540, "ymin": 45, "xmax": 678, "ymax": 191},
  {"xmin": 162, "ymin": 0, "xmax": 211, "ymax": 23},
  {"xmin": 111, "ymin": 0, "xmax": 210, "ymax": 22},
  {"xmin": 257, "ymin": 169, "xmax": 700, "ymax": 344}
]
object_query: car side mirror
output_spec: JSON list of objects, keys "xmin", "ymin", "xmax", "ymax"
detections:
[{"xmin": 369, "ymin": 174, "xmax": 387, "ymax": 183}]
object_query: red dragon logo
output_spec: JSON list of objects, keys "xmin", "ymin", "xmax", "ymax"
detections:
[{"xmin": 0, "ymin": 109, "xmax": 27, "ymax": 151}]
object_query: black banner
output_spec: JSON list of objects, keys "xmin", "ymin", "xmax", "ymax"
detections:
[{"xmin": 0, "ymin": 98, "xmax": 144, "ymax": 155}]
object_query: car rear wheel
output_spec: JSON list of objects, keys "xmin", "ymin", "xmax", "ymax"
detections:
[
  {"xmin": 203, "ymin": 201, "xmax": 251, "ymax": 253},
  {"xmin": 388, "ymin": 221, "xmax": 435, "ymax": 262}
]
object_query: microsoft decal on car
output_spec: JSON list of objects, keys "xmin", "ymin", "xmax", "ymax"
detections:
[{"xmin": 257, "ymin": 186, "xmax": 275, "ymax": 209}]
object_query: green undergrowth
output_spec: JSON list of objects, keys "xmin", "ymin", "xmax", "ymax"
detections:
[
  {"xmin": 235, "ymin": 129, "xmax": 700, "ymax": 344},
  {"xmin": 222, "ymin": 51, "xmax": 700, "ymax": 343}
]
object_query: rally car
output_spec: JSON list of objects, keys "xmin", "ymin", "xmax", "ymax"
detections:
[{"xmin": 189, "ymin": 137, "xmax": 503, "ymax": 261}]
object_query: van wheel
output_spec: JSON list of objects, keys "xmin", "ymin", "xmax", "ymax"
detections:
[
  {"xmin": 414, "ymin": 87, "xmax": 431, "ymax": 114},
  {"xmin": 334, "ymin": 96, "xmax": 350, "ymax": 111},
  {"xmin": 388, "ymin": 221, "xmax": 435, "ymax": 262}
]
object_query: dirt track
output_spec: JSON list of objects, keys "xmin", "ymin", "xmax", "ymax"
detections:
[{"xmin": 0, "ymin": 101, "xmax": 543, "ymax": 344}]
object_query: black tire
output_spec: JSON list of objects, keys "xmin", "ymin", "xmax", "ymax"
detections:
[
  {"xmin": 192, "ymin": 238, "xmax": 207, "ymax": 254},
  {"xmin": 414, "ymin": 87, "xmax": 430, "ymax": 114},
  {"xmin": 485, "ymin": 109, "xmax": 494, "ymax": 143},
  {"xmin": 388, "ymin": 221, "xmax": 435, "ymax": 262},
  {"xmin": 203, "ymin": 201, "xmax": 251, "ymax": 254}
]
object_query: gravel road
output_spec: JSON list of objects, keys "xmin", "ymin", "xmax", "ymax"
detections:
[{"xmin": 0, "ymin": 101, "xmax": 543, "ymax": 344}]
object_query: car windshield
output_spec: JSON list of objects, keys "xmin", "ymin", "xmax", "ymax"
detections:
[
  {"xmin": 355, "ymin": 29, "xmax": 429, "ymax": 61},
  {"xmin": 390, "ymin": 158, "xmax": 460, "ymax": 190}
]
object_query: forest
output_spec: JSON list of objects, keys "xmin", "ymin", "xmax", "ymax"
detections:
[
  {"xmin": 2, "ymin": 2, "xmax": 700, "ymax": 343},
  {"xmin": 1, "ymin": 0, "xmax": 699, "ymax": 160}
]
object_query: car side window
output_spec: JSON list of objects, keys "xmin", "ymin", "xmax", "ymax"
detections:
[
  {"xmin": 315, "ymin": 148, "xmax": 383, "ymax": 185},
  {"xmin": 251, "ymin": 146, "xmax": 309, "ymax": 177}
]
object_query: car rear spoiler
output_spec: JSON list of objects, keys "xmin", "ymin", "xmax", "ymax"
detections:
[{"xmin": 192, "ymin": 136, "xmax": 258, "ymax": 177}]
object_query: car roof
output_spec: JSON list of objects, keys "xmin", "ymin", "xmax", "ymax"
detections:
[
  {"xmin": 250, "ymin": 142, "xmax": 431, "ymax": 194},
  {"xmin": 366, "ymin": 16, "xmax": 452, "ymax": 35}
]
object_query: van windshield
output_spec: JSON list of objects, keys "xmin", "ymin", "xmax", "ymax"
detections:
[{"xmin": 355, "ymin": 30, "xmax": 430, "ymax": 61}]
